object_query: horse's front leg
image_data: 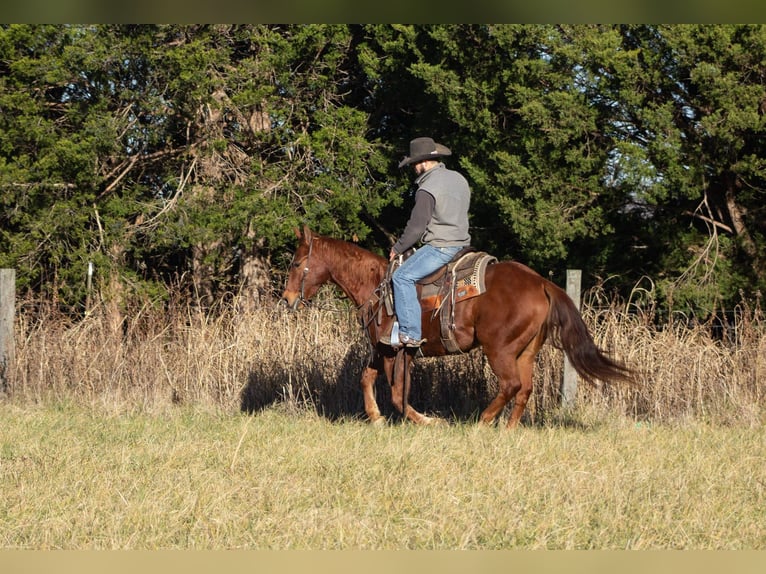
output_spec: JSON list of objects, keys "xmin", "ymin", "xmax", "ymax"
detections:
[
  {"xmin": 383, "ymin": 350, "xmax": 437, "ymax": 425},
  {"xmin": 360, "ymin": 364, "xmax": 385, "ymax": 425}
]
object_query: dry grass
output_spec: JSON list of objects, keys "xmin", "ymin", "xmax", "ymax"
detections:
[
  {"xmin": 1, "ymin": 402, "xmax": 764, "ymax": 549},
  {"xmin": 1, "ymin": 289, "xmax": 765, "ymax": 549},
  {"xmin": 5, "ymin": 288, "xmax": 765, "ymax": 426}
]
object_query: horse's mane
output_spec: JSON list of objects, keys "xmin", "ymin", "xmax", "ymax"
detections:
[{"xmin": 315, "ymin": 235, "xmax": 387, "ymax": 289}]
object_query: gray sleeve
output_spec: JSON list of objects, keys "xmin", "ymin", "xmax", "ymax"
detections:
[{"xmin": 392, "ymin": 189, "xmax": 435, "ymax": 254}]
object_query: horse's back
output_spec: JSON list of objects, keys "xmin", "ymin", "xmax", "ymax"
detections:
[
  {"xmin": 483, "ymin": 259, "xmax": 550, "ymax": 299},
  {"xmin": 471, "ymin": 260, "xmax": 551, "ymax": 326}
]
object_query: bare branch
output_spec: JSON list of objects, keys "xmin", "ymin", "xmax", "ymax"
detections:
[
  {"xmin": 683, "ymin": 210, "xmax": 733, "ymax": 234},
  {"xmin": 139, "ymin": 156, "xmax": 198, "ymax": 232}
]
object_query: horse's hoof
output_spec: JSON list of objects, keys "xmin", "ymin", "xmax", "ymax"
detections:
[
  {"xmin": 369, "ymin": 416, "xmax": 386, "ymax": 426},
  {"xmin": 421, "ymin": 415, "xmax": 447, "ymax": 426}
]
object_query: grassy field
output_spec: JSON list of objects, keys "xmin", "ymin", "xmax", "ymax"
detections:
[
  {"xmin": 1, "ymin": 400, "xmax": 764, "ymax": 549},
  {"xmin": 1, "ymin": 292, "xmax": 765, "ymax": 549}
]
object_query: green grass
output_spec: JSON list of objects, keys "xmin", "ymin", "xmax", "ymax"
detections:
[{"xmin": 1, "ymin": 401, "xmax": 764, "ymax": 549}]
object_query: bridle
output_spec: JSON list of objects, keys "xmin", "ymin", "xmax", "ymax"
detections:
[{"xmin": 288, "ymin": 235, "xmax": 315, "ymax": 308}]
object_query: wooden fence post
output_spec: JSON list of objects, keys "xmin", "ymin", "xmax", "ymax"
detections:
[
  {"xmin": 0, "ymin": 269, "xmax": 15, "ymax": 392},
  {"xmin": 560, "ymin": 269, "xmax": 582, "ymax": 408}
]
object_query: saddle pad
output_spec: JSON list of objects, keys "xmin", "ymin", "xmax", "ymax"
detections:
[{"xmin": 419, "ymin": 251, "xmax": 497, "ymax": 312}]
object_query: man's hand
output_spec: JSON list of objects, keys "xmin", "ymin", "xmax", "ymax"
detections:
[{"xmin": 389, "ymin": 248, "xmax": 397, "ymax": 261}]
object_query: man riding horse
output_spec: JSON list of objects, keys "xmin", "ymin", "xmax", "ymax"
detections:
[
  {"xmin": 387, "ymin": 137, "xmax": 471, "ymax": 348},
  {"xmin": 280, "ymin": 138, "xmax": 634, "ymax": 427}
]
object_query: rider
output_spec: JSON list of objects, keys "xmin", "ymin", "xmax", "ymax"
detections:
[{"xmin": 388, "ymin": 137, "xmax": 471, "ymax": 348}]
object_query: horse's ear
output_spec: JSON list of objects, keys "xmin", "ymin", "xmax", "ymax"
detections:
[
  {"xmin": 302, "ymin": 225, "xmax": 313, "ymax": 242},
  {"xmin": 293, "ymin": 227, "xmax": 301, "ymax": 239}
]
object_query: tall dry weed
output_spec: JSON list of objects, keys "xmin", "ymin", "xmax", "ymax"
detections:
[
  {"xmin": 577, "ymin": 288, "xmax": 766, "ymax": 426},
  {"xmin": 5, "ymin": 287, "xmax": 765, "ymax": 426}
]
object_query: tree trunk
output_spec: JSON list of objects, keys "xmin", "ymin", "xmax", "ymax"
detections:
[
  {"xmin": 238, "ymin": 226, "xmax": 273, "ymax": 312},
  {"xmin": 707, "ymin": 173, "xmax": 764, "ymax": 285},
  {"xmin": 722, "ymin": 176, "xmax": 764, "ymax": 285},
  {"xmin": 191, "ymin": 239, "xmax": 223, "ymax": 309}
]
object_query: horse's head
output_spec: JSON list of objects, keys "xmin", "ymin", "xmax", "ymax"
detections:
[{"xmin": 281, "ymin": 225, "xmax": 330, "ymax": 310}]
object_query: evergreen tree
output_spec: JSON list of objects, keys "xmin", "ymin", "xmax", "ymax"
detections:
[
  {"xmin": 2, "ymin": 24, "xmax": 764, "ymax": 317},
  {"xmin": 580, "ymin": 24, "xmax": 766, "ymax": 312}
]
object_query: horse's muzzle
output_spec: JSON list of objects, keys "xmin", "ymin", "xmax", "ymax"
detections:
[{"xmin": 281, "ymin": 290, "xmax": 304, "ymax": 311}]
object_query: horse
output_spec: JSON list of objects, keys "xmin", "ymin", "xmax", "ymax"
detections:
[{"xmin": 281, "ymin": 225, "xmax": 633, "ymax": 428}]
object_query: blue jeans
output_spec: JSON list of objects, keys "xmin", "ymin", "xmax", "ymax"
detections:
[{"xmin": 391, "ymin": 244, "xmax": 462, "ymax": 340}]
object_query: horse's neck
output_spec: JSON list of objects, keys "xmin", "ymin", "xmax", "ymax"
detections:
[{"xmin": 322, "ymin": 240, "xmax": 385, "ymax": 306}]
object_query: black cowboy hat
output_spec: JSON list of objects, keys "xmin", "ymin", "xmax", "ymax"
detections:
[{"xmin": 398, "ymin": 137, "xmax": 452, "ymax": 168}]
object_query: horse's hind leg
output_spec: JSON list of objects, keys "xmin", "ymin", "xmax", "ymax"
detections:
[
  {"xmin": 504, "ymin": 347, "xmax": 537, "ymax": 428},
  {"xmin": 496, "ymin": 332, "xmax": 544, "ymax": 428},
  {"xmin": 505, "ymin": 328, "xmax": 547, "ymax": 427},
  {"xmin": 479, "ymin": 342, "xmax": 536, "ymax": 428},
  {"xmin": 479, "ymin": 351, "xmax": 521, "ymax": 426}
]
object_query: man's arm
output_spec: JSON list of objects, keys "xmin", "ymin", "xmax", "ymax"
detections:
[{"xmin": 390, "ymin": 189, "xmax": 435, "ymax": 259}]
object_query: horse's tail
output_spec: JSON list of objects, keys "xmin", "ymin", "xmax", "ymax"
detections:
[{"xmin": 543, "ymin": 282, "xmax": 634, "ymax": 385}]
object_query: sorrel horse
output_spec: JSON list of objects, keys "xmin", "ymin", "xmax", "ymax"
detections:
[{"xmin": 281, "ymin": 226, "xmax": 633, "ymax": 427}]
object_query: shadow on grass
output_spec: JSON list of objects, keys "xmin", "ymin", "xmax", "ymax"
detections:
[
  {"xmin": 238, "ymin": 341, "xmax": 604, "ymax": 431},
  {"xmin": 239, "ymin": 339, "xmax": 379, "ymax": 421}
]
